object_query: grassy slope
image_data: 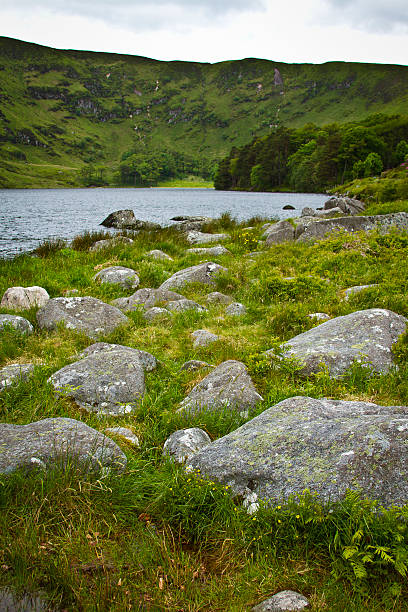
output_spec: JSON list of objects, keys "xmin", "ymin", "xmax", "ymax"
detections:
[
  {"xmin": 1, "ymin": 204, "xmax": 408, "ymax": 610},
  {"xmin": 1, "ymin": 37, "xmax": 408, "ymax": 187}
]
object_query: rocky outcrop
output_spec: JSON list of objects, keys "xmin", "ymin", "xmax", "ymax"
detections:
[
  {"xmin": 0, "ymin": 314, "xmax": 33, "ymax": 335},
  {"xmin": 269, "ymin": 308, "xmax": 406, "ymax": 377},
  {"xmin": 163, "ymin": 428, "xmax": 211, "ymax": 463},
  {"xmin": 159, "ymin": 262, "xmax": 227, "ymax": 291},
  {"xmin": 187, "ymin": 396, "xmax": 408, "ymax": 508},
  {"xmin": 178, "ymin": 360, "xmax": 263, "ymax": 416},
  {"xmin": 0, "ymin": 364, "xmax": 34, "ymax": 391},
  {"xmin": 37, "ymin": 297, "xmax": 129, "ymax": 339},
  {"xmin": 1, "ymin": 286, "xmax": 49, "ymax": 310},
  {"xmin": 0, "ymin": 417, "xmax": 126, "ymax": 474},
  {"xmin": 93, "ymin": 266, "xmax": 139, "ymax": 290}
]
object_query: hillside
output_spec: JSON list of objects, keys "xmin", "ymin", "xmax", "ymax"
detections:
[{"xmin": 1, "ymin": 36, "xmax": 408, "ymax": 187}]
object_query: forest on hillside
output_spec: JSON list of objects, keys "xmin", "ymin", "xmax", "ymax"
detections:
[{"xmin": 214, "ymin": 114, "xmax": 408, "ymax": 193}]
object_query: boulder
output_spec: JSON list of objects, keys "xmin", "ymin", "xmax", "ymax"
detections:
[
  {"xmin": 186, "ymin": 231, "xmax": 229, "ymax": 245},
  {"xmin": 101, "ymin": 210, "xmax": 160, "ymax": 230},
  {"xmin": 206, "ymin": 292, "xmax": 233, "ymax": 305},
  {"xmin": 106, "ymin": 427, "xmax": 140, "ymax": 446},
  {"xmin": 143, "ymin": 307, "xmax": 171, "ymax": 321},
  {"xmin": 112, "ymin": 288, "xmax": 185, "ymax": 312},
  {"xmin": 180, "ymin": 360, "xmax": 212, "ymax": 371},
  {"xmin": 191, "ymin": 329, "xmax": 219, "ymax": 347},
  {"xmin": 36, "ymin": 297, "xmax": 129, "ymax": 339},
  {"xmin": 343, "ymin": 284, "xmax": 379, "ymax": 300},
  {"xmin": 93, "ymin": 266, "xmax": 139, "ymax": 290},
  {"xmin": 225, "ymin": 302, "xmax": 246, "ymax": 316},
  {"xmin": 166, "ymin": 299, "xmax": 207, "ymax": 313},
  {"xmin": 171, "ymin": 215, "xmax": 211, "ymax": 222},
  {"xmin": 316, "ymin": 206, "xmax": 343, "ymax": 217},
  {"xmin": 145, "ymin": 249, "xmax": 173, "ymax": 261},
  {"xmin": 163, "ymin": 428, "xmax": 211, "ymax": 463},
  {"xmin": 187, "ymin": 396, "xmax": 408, "ymax": 508},
  {"xmin": 269, "ymin": 308, "xmax": 406, "ymax": 377},
  {"xmin": 49, "ymin": 344, "xmax": 152, "ymax": 415},
  {"xmin": 282, "ymin": 205, "xmax": 295, "ymax": 210},
  {"xmin": 324, "ymin": 196, "xmax": 365, "ymax": 215},
  {"xmin": 159, "ymin": 262, "xmax": 227, "ymax": 291},
  {"xmin": 296, "ymin": 212, "xmax": 408, "ymax": 242},
  {"xmin": 0, "ymin": 314, "xmax": 33, "ymax": 335},
  {"xmin": 1, "ymin": 286, "xmax": 49, "ymax": 311},
  {"xmin": 301, "ymin": 207, "xmax": 316, "ymax": 217},
  {"xmin": 0, "ymin": 417, "xmax": 126, "ymax": 475},
  {"xmin": 89, "ymin": 236, "xmax": 134, "ymax": 252},
  {"xmin": 264, "ymin": 221, "xmax": 295, "ymax": 246},
  {"xmin": 186, "ymin": 245, "xmax": 231, "ymax": 256},
  {"xmin": 77, "ymin": 342, "xmax": 157, "ymax": 372},
  {"xmin": 0, "ymin": 364, "xmax": 34, "ymax": 391},
  {"xmin": 252, "ymin": 590, "xmax": 310, "ymax": 611},
  {"xmin": 178, "ymin": 360, "xmax": 263, "ymax": 416}
]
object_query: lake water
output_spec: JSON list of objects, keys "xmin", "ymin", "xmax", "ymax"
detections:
[{"xmin": 0, "ymin": 188, "xmax": 328, "ymax": 258}]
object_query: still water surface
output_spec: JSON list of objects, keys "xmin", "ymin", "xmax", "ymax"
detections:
[{"xmin": 0, "ymin": 188, "xmax": 328, "ymax": 258}]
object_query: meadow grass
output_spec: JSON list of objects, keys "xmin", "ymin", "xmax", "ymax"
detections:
[{"xmin": 1, "ymin": 206, "xmax": 408, "ymax": 610}]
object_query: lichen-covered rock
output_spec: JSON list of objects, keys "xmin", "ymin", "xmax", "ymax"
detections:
[
  {"xmin": 343, "ymin": 284, "xmax": 379, "ymax": 300},
  {"xmin": 112, "ymin": 288, "xmax": 184, "ymax": 312},
  {"xmin": 37, "ymin": 297, "xmax": 129, "ymax": 339},
  {"xmin": 145, "ymin": 249, "xmax": 173, "ymax": 261},
  {"xmin": 0, "ymin": 364, "xmax": 34, "ymax": 391},
  {"xmin": 324, "ymin": 196, "xmax": 365, "ymax": 215},
  {"xmin": 206, "ymin": 292, "xmax": 233, "ymax": 305},
  {"xmin": 106, "ymin": 427, "xmax": 140, "ymax": 446},
  {"xmin": 49, "ymin": 344, "xmax": 151, "ymax": 415},
  {"xmin": 186, "ymin": 245, "xmax": 231, "ymax": 256},
  {"xmin": 159, "ymin": 262, "xmax": 227, "ymax": 291},
  {"xmin": 0, "ymin": 417, "xmax": 126, "ymax": 475},
  {"xmin": 225, "ymin": 302, "xmax": 246, "ymax": 316},
  {"xmin": 77, "ymin": 342, "xmax": 157, "ymax": 372},
  {"xmin": 163, "ymin": 428, "xmax": 211, "ymax": 463},
  {"xmin": 191, "ymin": 329, "xmax": 219, "ymax": 347},
  {"xmin": 188, "ymin": 396, "xmax": 408, "ymax": 508},
  {"xmin": 89, "ymin": 236, "xmax": 134, "ymax": 252},
  {"xmin": 1, "ymin": 286, "xmax": 49, "ymax": 311},
  {"xmin": 93, "ymin": 266, "xmax": 139, "ymax": 290},
  {"xmin": 143, "ymin": 307, "xmax": 171, "ymax": 321},
  {"xmin": 264, "ymin": 221, "xmax": 295, "ymax": 245},
  {"xmin": 186, "ymin": 231, "xmax": 228, "ymax": 245},
  {"xmin": 271, "ymin": 308, "xmax": 406, "ymax": 377},
  {"xmin": 0, "ymin": 314, "xmax": 33, "ymax": 335},
  {"xmin": 178, "ymin": 360, "xmax": 263, "ymax": 416},
  {"xmin": 296, "ymin": 212, "xmax": 408, "ymax": 242},
  {"xmin": 166, "ymin": 299, "xmax": 207, "ymax": 313},
  {"xmin": 252, "ymin": 590, "xmax": 310, "ymax": 611}
]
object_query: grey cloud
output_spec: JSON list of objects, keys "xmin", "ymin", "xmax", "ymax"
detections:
[
  {"xmin": 322, "ymin": 0, "xmax": 408, "ymax": 33},
  {"xmin": 4, "ymin": 0, "xmax": 266, "ymax": 31}
]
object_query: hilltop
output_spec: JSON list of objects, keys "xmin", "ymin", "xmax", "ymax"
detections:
[{"xmin": 1, "ymin": 36, "xmax": 408, "ymax": 187}]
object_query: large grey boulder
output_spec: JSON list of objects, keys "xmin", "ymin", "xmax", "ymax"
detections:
[
  {"xmin": 324, "ymin": 196, "xmax": 365, "ymax": 215},
  {"xmin": 1, "ymin": 286, "xmax": 49, "ymax": 311},
  {"xmin": 159, "ymin": 262, "xmax": 227, "ymax": 291},
  {"xmin": 0, "ymin": 417, "xmax": 126, "ymax": 475},
  {"xmin": 265, "ymin": 221, "xmax": 295, "ymax": 246},
  {"xmin": 296, "ymin": 212, "xmax": 408, "ymax": 242},
  {"xmin": 186, "ymin": 231, "xmax": 229, "ymax": 245},
  {"xmin": 37, "ymin": 297, "xmax": 129, "ymax": 339},
  {"xmin": 101, "ymin": 210, "xmax": 160, "ymax": 230},
  {"xmin": 93, "ymin": 266, "xmax": 139, "ymax": 290},
  {"xmin": 163, "ymin": 428, "xmax": 211, "ymax": 463},
  {"xmin": 0, "ymin": 364, "xmax": 34, "ymax": 391},
  {"xmin": 89, "ymin": 236, "xmax": 134, "ymax": 252},
  {"xmin": 178, "ymin": 360, "xmax": 263, "ymax": 416},
  {"xmin": 252, "ymin": 590, "xmax": 310, "ymax": 611},
  {"xmin": 78, "ymin": 342, "xmax": 157, "ymax": 372},
  {"xmin": 49, "ymin": 343, "xmax": 153, "ymax": 415},
  {"xmin": 0, "ymin": 314, "xmax": 33, "ymax": 335},
  {"xmin": 271, "ymin": 308, "xmax": 406, "ymax": 377},
  {"xmin": 112, "ymin": 287, "xmax": 184, "ymax": 312},
  {"xmin": 186, "ymin": 245, "xmax": 231, "ymax": 256},
  {"xmin": 187, "ymin": 396, "xmax": 408, "ymax": 508}
]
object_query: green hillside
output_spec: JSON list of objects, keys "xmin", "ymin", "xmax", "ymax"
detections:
[{"xmin": 1, "ymin": 36, "xmax": 408, "ymax": 187}]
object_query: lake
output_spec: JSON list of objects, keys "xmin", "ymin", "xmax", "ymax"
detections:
[{"xmin": 0, "ymin": 188, "xmax": 328, "ymax": 258}]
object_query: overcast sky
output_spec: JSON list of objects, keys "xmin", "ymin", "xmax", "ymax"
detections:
[{"xmin": 1, "ymin": 0, "xmax": 407, "ymax": 66}]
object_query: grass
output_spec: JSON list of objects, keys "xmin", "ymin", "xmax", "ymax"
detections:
[{"xmin": 1, "ymin": 207, "xmax": 408, "ymax": 609}]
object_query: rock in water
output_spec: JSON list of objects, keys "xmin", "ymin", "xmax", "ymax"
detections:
[
  {"xmin": 159, "ymin": 262, "xmax": 227, "ymax": 291},
  {"xmin": 188, "ymin": 396, "xmax": 408, "ymax": 508},
  {"xmin": 1, "ymin": 286, "xmax": 49, "ymax": 310},
  {"xmin": 101, "ymin": 210, "xmax": 160, "ymax": 230},
  {"xmin": 269, "ymin": 308, "xmax": 406, "ymax": 377},
  {"xmin": 50, "ymin": 343, "xmax": 155, "ymax": 415},
  {"xmin": 178, "ymin": 360, "xmax": 263, "ymax": 416},
  {"xmin": 0, "ymin": 417, "xmax": 126, "ymax": 475},
  {"xmin": 37, "ymin": 297, "xmax": 129, "ymax": 339}
]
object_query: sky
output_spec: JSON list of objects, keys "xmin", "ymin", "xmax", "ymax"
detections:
[{"xmin": 1, "ymin": 0, "xmax": 408, "ymax": 66}]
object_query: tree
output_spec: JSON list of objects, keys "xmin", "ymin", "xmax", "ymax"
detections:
[{"xmin": 364, "ymin": 152, "xmax": 383, "ymax": 177}]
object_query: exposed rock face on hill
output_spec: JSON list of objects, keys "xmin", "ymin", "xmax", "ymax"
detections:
[{"xmin": 188, "ymin": 396, "xmax": 408, "ymax": 507}]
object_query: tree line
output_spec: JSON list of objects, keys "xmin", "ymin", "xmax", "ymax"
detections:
[{"xmin": 214, "ymin": 114, "xmax": 408, "ymax": 192}]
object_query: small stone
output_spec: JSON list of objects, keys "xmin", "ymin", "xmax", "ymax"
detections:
[
  {"xmin": 180, "ymin": 360, "xmax": 212, "ymax": 371},
  {"xmin": 89, "ymin": 236, "xmax": 134, "ymax": 252},
  {"xmin": 252, "ymin": 590, "xmax": 310, "ymax": 611},
  {"xmin": 1, "ymin": 286, "xmax": 49, "ymax": 310},
  {"xmin": 0, "ymin": 314, "xmax": 33, "ymax": 335},
  {"xmin": 143, "ymin": 307, "xmax": 171, "ymax": 321},
  {"xmin": 106, "ymin": 427, "xmax": 140, "ymax": 446},
  {"xmin": 166, "ymin": 299, "xmax": 207, "ymax": 313},
  {"xmin": 206, "ymin": 292, "xmax": 233, "ymax": 305},
  {"xmin": 0, "ymin": 364, "xmax": 35, "ymax": 391},
  {"xmin": 192, "ymin": 329, "xmax": 219, "ymax": 347},
  {"xmin": 163, "ymin": 428, "xmax": 211, "ymax": 463},
  {"xmin": 225, "ymin": 302, "xmax": 246, "ymax": 316},
  {"xmin": 145, "ymin": 249, "xmax": 173, "ymax": 261}
]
